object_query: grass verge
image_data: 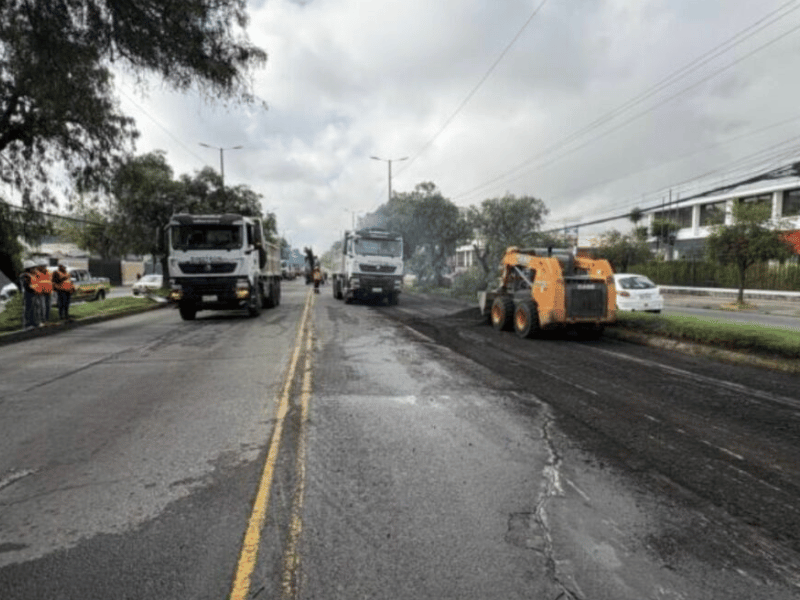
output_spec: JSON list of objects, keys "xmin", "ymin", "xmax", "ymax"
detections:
[
  {"xmin": 0, "ymin": 294, "xmax": 161, "ymax": 333},
  {"xmin": 613, "ymin": 312, "xmax": 800, "ymax": 360}
]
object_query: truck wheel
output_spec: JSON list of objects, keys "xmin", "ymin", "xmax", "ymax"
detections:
[
  {"xmin": 491, "ymin": 296, "xmax": 514, "ymax": 331},
  {"xmin": 336, "ymin": 281, "xmax": 344, "ymax": 300},
  {"xmin": 274, "ymin": 280, "xmax": 281, "ymax": 306},
  {"xmin": 263, "ymin": 281, "xmax": 275, "ymax": 309},
  {"xmin": 248, "ymin": 286, "xmax": 262, "ymax": 317},
  {"xmin": 387, "ymin": 292, "xmax": 399, "ymax": 306},
  {"xmin": 95, "ymin": 289, "xmax": 106, "ymax": 301},
  {"xmin": 179, "ymin": 302, "xmax": 196, "ymax": 321},
  {"xmin": 514, "ymin": 301, "xmax": 539, "ymax": 338}
]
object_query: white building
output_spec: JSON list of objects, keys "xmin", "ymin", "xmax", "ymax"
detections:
[{"xmin": 644, "ymin": 177, "xmax": 800, "ymax": 259}]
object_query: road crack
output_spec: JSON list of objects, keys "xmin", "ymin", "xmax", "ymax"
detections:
[{"xmin": 534, "ymin": 408, "xmax": 584, "ymax": 600}]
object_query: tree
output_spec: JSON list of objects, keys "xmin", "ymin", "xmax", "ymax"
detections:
[
  {"xmin": 0, "ymin": 0, "xmax": 266, "ymax": 282},
  {"xmin": 650, "ymin": 217, "xmax": 680, "ymax": 259},
  {"xmin": 374, "ymin": 182, "xmax": 469, "ymax": 285},
  {"xmin": 706, "ymin": 200, "xmax": 793, "ymax": 304},
  {"xmin": 108, "ymin": 152, "xmax": 269, "ymax": 281},
  {"xmin": 596, "ymin": 229, "xmax": 652, "ymax": 272},
  {"xmin": 465, "ymin": 194, "xmax": 549, "ymax": 276}
]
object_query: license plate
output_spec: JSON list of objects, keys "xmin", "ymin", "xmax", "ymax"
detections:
[
  {"xmin": 372, "ymin": 287, "xmax": 383, "ymax": 293},
  {"xmin": 202, "ymin": 295, "xmax": 216, "ymax": 302}
]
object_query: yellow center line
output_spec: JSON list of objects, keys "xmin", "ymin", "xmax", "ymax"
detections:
[
  {"xmin": 229, "ymin": 288, "xmax": 314, "ymax": 600},
  {"xmin": 281, "ymin": 312, "xmax": 314, "ymax": 599}
]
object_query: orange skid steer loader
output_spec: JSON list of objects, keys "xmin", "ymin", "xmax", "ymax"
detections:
[{"xmin": 478, "ymin": 247, "xmax": 616, "ymax": 339}]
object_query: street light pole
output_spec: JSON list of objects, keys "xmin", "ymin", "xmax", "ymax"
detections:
[
  {"xmin": 370, "ymin": 155, "xmax": 408, "ymax": 203},
  {"xmin": 199, "ymin": 143, "xmax": 243, "ymax": 188}
]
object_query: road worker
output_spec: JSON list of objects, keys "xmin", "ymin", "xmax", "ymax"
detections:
[
  {"xmin": 313, "ymin": 265, "xmax": 322, "ymax": 294},
  {"xmin": 37, "ymin": 260, "xmax": 53, "ymax": 323},
  {"xmin": 53, "ymin": 264, "xmax": 74, "ymax": 321},
  {"xmin": 19, "ymin": 260, "xmax": 39, "ymax": 329}
]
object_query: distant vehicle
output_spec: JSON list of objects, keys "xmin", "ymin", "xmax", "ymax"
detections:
[
  {"xmin": 1, "ymin": 282, "xmax": 18, "ymax": 301},
  {"xmin": 331, "ymin": 227, "xmax": 404, "ymax": 305},
  {"xmin": 132, "ymin": 274, "xmax": 163, "ymax": 295},
  {"xmin": 613, "ymin": 273, "xmax": 663, "ymax": 313},
  {"xmin": 63, "ymin": 267, "xmax": 111, "ymax": 302}
]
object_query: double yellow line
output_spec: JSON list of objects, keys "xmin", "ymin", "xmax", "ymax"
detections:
[{"xmin": 229, "ymin": 289, "xmax": 315, "ymax": 600}]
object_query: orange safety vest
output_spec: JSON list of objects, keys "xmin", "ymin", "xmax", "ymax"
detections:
[
  {"xmin": 54, "ymin": 271, "xmax": 74, "ymax": 293},
  {"xmin": 39, "ymin": 269, "xmax": 53, "ymax": 294},
  {"xmin": 30, "ymin": 271, "xmax": 43, "ymax": 294}
]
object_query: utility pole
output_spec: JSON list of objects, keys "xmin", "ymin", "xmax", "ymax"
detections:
[
  {"xmin": 370, "ymin": 155, "xmax": 408, "ymax": 203},
  {"xmin": 199, "ymin": 143, "xmax": 243, "ymax": 188}
]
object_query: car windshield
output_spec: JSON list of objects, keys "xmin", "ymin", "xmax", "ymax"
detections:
[
  {"xmin": 617, "ymin": 276, "xmax": 656, "ymax": 290},
  {"xmin": 354, "ymin": 238, "xmax": 402, "ymax": 257},
  {"xmin": 171, "ymin": 225, "xmax": 243, "ymax": 250}
]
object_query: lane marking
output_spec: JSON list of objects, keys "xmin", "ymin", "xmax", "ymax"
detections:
[
  {"xmin": 229, "ymin": 289, "xmax": 314, "ymax": 600},
  {"xmin": 593, "ymin": 347, "xmax": 800, "ymax": 410},
  {"xmin": 281, "ymin": 312, "xmax": 314, "ymax": 599}
]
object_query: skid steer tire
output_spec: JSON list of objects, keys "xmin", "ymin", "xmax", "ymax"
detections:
[
  {"xmin": 491, "ymin": 296, "xmax": 515, "ymax": 331},
  {"xmin": 514, "ymin": 301, "xmax": 539, "ymax": 338}
]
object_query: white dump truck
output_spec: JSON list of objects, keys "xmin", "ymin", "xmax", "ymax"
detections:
[
  {"xmin": 166, "ymin": 213, "xmax": 281, "ymax": 320},
  {"xmin": 331, "ymin": 227, "xmax": 404, "ymax": 305}
]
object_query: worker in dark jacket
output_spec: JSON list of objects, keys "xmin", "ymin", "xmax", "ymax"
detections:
[
  {"xmin": 20, "ymin": 260, "xmax": 39, "ymax": 329},
  {"xmin": 52, "ymin": 264, "xmax": 74, "ymax": 321}
]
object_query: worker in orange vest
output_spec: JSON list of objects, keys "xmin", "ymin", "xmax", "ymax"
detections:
[
  {"xmin": 53, "ymin": 264, "xmax": 74, "ymax": 321},
  {"xmin": 37, "ymin": 261, "xmax": 53, "ymax": 323}
]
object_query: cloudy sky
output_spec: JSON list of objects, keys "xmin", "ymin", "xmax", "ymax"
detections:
[{"xmin": 115, "ymin": 0, "xmax": 800, "ymax": 255}]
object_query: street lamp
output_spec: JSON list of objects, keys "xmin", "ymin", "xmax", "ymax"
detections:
[
  {"xmin": 199, "ymin": 143, "xmax": 243, "ymax": 188},
  {"xmin": 370, "ymin": 155, "xmax": 407, "ymax": 203}
]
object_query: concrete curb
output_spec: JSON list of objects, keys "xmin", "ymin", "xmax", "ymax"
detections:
[{"xmin": 0, "ymin": 300, "xmax": 172, "ymax": 347}]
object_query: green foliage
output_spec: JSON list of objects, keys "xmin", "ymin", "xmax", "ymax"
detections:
[
  {"xmin": 449, "ymin": 267, "xmax": 494, "ymax": 300},
  {"xmin": 372, "ymin": 182, "xmax": 469, "ymax": 284},
  {"xmin": 615, "ymin": 312, "xmax": 800, "ymax": 361},
  {"xmin": 650, "ymin": 217, "xmax": 680, "ymax": 246},
  {"xmin": 0, "ymin": 294, "xmax": 160, "ymax": 332},
  {"xmin": 596, "ymin": 228, "xmax": 652, "ymax": 272},
  {"xmin": 706, "ymin": 200, "xmax": 793, "ymax": 302},
  {"xmin": 0, "ymin": 0, "xmax": 266, "ymax": 276},
  {"xmin": 465, "ymin": 194, "xmax": 549, "ymax": 275},
  {"xmin": 628, "ymin": 259, "xmax": 800, "ymax": 290}
]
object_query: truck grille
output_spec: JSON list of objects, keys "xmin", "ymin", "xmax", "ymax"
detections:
[
  {"xmin": 565, "ymin": 281, "xmax": 607, "ymax": 318},
  {"xmin": 359, "ymin": 264, "xmax": 397, "ymax": 273},
  {"xmin": 179, "ymin": 262, "xmax": 237, "ymax": 274}
]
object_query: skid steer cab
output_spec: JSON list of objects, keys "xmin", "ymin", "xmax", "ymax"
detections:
[{"xmin": 478, "ymin": 246, "xmax": 616, "ymax": 340}]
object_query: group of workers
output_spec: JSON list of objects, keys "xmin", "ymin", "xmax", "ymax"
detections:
[{"xmin": 19, "ymin": 260, "xmax": 74, "ymax": 329}]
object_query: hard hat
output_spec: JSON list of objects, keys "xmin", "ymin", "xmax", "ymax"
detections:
[{"xmin": 23, "ymin": 259, "xmax": 36, "ymax": 270}]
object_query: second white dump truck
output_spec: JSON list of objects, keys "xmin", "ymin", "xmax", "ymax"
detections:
[
  {"xmin": 331, "ymin": 227, "xmax": 404, "ymax": 305},
  {"xmin": 166, "ymin": 213, "xmax": 281, "ymax": 320}
]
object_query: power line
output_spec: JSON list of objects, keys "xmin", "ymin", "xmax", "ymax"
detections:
[
  {"xmin": 395, "ymin": 0, "xmax": 548, "ymax": 178},
  {"xmin": 452, "ymin": 1, "xmax": 800, "ymax": 203}
]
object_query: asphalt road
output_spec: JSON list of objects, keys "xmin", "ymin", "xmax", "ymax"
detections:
[{"xmin": 1, "ymin": 280, "xmax": 799, "ymax": 599}]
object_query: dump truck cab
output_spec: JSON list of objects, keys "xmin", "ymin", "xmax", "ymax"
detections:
[{"xmin": 479, "ymin": 246, "xmax": 616, "ymax": 338}]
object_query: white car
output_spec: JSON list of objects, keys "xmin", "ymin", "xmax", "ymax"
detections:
[
  {"xmin": 0, "ymin": 282, "xmax": 18, "ymax": 301},
  {"xmin": 613, "ymin": 273, "xmax": 663, "ymax": 313},
  {"xmin": 132, "ymin": 274, "xmax": 163, "ymax": 295}
]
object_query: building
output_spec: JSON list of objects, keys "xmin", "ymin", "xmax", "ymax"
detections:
[{"xmin": 644, "ymin": 176, "xmax": 800, "ymax": 259}]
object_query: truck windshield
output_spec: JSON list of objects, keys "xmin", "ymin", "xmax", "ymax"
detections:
[
  {"xmin": 354, "ymin": 238, "xmax": 402, "ymax": 257},
  {"xmin": 171, "ymin": 225, "xmax": 243, "ymax": 250}
]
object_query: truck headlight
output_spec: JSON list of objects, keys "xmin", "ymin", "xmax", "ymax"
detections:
[{"xmin": 236, "ymin": 279, "xmax": 250, "ymax": 299}]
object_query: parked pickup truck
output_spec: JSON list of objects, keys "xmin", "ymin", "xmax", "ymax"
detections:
[{"xmin": 63, "ymin": 267, "xmax": 111, "ymax": 301}]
